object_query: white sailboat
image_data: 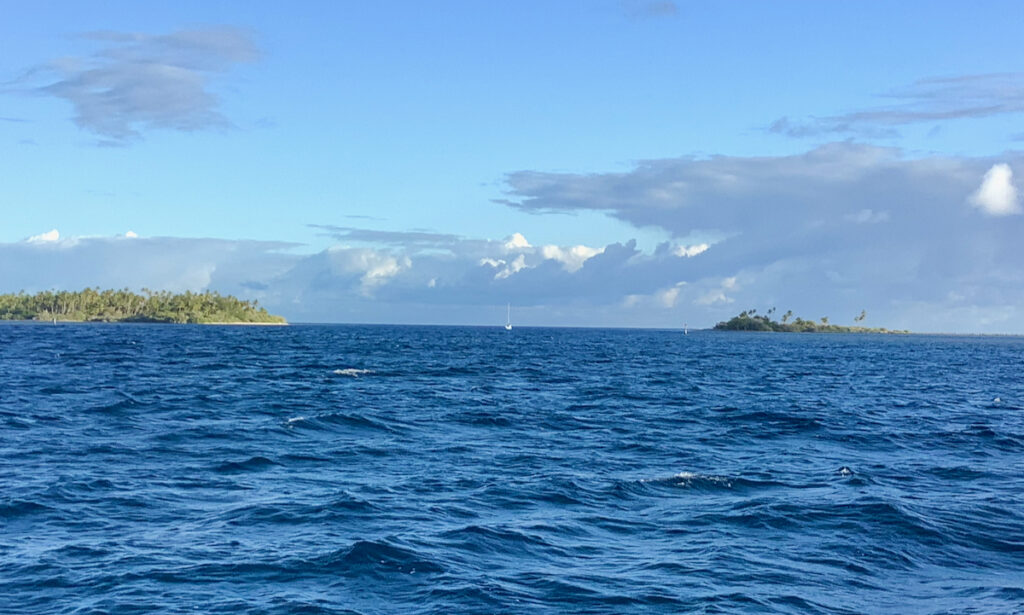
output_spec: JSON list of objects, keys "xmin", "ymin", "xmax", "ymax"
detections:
[{"xmin": 505, "ymin": 303, "xmax": 513, "ymax": 330}]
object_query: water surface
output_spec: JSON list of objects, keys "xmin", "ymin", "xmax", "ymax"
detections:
[{"xmin": 2, "ymin": 324, "xmax": 1022, "ymax": 614}]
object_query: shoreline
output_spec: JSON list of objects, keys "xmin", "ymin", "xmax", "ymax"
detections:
[
  {"xmin": 3, "ymin": 320, "xmax": 1023, "ymax": 335},
  {"xmin": 198, "ymin": 321, "xmax": 289, "ymax": 326},
  {"xmin": 0, "ymin": 319, "xmax": 288, "ymax": 326}
]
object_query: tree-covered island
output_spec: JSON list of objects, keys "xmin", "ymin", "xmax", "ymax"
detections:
[
  {"xmin": 713, "ymin": 308, "xmax": 906, "ymax": 333},
  {"xmin": 0, "ymin": 289, "xmax": 286, "ymax": 324}
]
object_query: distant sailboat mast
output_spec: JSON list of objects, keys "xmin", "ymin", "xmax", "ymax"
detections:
[{"xmin": 505, "ymin": 303, "xmax": 512, "ymax": 330}]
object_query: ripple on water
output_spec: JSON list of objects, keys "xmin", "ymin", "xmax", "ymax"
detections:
[{"xmin": 2, "ymin": 325, "xmax": 1023, "ymax": 614}]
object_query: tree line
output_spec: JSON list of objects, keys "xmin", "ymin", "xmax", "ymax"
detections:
[
  {"xmin": 0, "ymin": 288, "xmax": 286, "ymax": 324},
  {"xmin": 713, "ymin": 307, "xmax": 903, "ymax": 333}
]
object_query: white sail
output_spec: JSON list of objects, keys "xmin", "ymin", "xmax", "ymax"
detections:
[{"xmin": 505, "ymin": 303, "xmax": 512, "ymax": 330}]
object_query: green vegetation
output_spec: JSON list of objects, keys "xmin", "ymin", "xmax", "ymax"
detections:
[
  {"xmin": 0, "ymin": 288, "xmax": 286, "ymax": 324},
  {"xmin": 713, "ymin": 308, "xmax": 905, "ymax": 333}
]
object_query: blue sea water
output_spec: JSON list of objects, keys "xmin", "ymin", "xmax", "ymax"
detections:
[{"xmin": 1, "ymin": 323, "xmax": 1023, "ymax": 615}]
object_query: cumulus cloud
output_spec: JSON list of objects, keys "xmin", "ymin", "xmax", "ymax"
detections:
[
  {"xmin": 21, "ymin": 27, "xmax": 257, "ymax": 143},
  {"xmin": 969, "ymin": 163, "xmax": 1021, "ymax": 216},
  {"xmin": 492, "ymin": 254, "xmax": 527, "ymax": 280},
  {"xmin": 504, "ymin": 232, "xmax": 532, "ymax": 250},
  {"xmin": 540, "ymin": 244, "xmax": 604, "ymax": 272},
  {"xmin": 769, "ymin": 73, "xmax": 1024, "ymax": 137},
  {"xmin": 26, "ymin": 229, "xmax": 60, "ymax": 243}
]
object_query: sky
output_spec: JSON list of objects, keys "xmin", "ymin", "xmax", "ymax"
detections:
[{"xmin": 1, "ymin": 1, "xmax": 1022, "ymax": 331}]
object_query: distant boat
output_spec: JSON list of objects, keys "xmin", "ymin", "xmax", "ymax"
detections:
[
  {"xmin": 505, "ymin": 303, "xmax": 513, "ymax": 331},
  {"xmin": 684, "ymin": 323, "xmax": 688, "ymax": 335}
]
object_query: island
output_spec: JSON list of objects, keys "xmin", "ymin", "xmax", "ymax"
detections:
[
  {"xmin": 0, "ymin": 289, "xmax": 286, "ymax": 325},
  {"xmin": 713, "ymin": 309, "xmax": 905, "ymax": 333}
]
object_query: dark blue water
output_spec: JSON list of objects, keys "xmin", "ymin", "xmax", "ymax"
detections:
[{"xmin": 2, "ymin": 324, "xmax": 1023, "ymax": 614}]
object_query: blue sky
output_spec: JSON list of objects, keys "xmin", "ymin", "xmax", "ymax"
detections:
[{"xmin": 2, "ymin": 1, "xmax": 1023, "ymax": 331}]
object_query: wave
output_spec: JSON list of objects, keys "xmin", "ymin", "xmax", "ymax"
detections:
[
  {"xmin": 221, "ymin": 495, "xmax": 377, "ymax": 525},
  {"xmin": 314, "ymin": 540, "xmax": 444, "ymax": 576},
  {"xmin": 634, "ymin": 471, "xmax": 791, "ymax": 494},
  {"xmin": 283, "ymin": 412, "xmax": 401, "ymax": 433},
  {"xmin": 332, "ymin": 368, "xmax": 374, "ymax": 377},
  {"xmin": 440, "ymin": 524, "xmax": 565, "ymax": 558},
  {"xmin": 0, "ymin": 499, "xmax": 51, "ymax": 518},
  {"xmin": 213, "ymin": 456, "xmax": 281, "ymax": 473}
]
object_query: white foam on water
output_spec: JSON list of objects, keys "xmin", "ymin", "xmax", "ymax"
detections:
[
  {"xmin": 641, "ymin": 471, "xmax": 732, "ymax": 487},
  {"xmin": 333, "ymin": 368, "xmax": 374, "ymax": 377},
  {"xmin": 285, "ymin": 416, "xmax": 306, "ymax": 425},
  {"xmin": 675, "ymin": 472, "xmax": 732, "ymax": 487}
]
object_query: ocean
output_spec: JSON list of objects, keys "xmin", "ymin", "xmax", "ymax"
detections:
[{"xmin": 2, "ymin": 323, "xmax": 1022, "ymax": 614}]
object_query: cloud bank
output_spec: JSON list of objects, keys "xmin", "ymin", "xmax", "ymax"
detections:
[
  {"xmin": 24, "ymin": 27, "xmax": 257, "ymax": 143},
  {"xmin": 3, "ymin": 144, "xmax": 1023, "ymax": 332},
  {"xmin": 500, "ymin": 143, "xmax": 1024, "ymax": 331}
]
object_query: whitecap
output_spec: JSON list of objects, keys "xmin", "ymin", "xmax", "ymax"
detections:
[
  {"xmin": 333, "ymin": 368, "xmax": 374, "ymax": 377},
  {"xmin": 641, "ymin": 471, "xmax": 732, "ymax": 487},
  {"xmin": 672, "ymin": 471, "xmax": 732, "ymax": 487}
]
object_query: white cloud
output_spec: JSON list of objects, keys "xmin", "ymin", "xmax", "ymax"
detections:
[
  {"xmin": 539, "ymin": 244, "xmax": 604, "ymax": 272},
  {"xmin": 969, "ymin": 163, "xmax": 1021, "ymax": 216},
  {"xmin": 673, "ymin": 243, "xmax": 709, "ymax": 257},
  {"xmin": 124, "ymin": 230, "xmax": 139, "ymax": 238},
  {"xmin": 324, "ymin": 246, "xmax": 409, "ymax": 294},
  {"xmin": 504, "ymin": 232, "xmax": 532, "ymax": 250},
  {"xmin": 26, "ymin": 229, "xmax": 60, "ymax": 243},
  {"xmin": 481, "ymin": 235, "xmax": 604, "ymax": 276},
  {"xmin": 494, "ymin": 254, "xmax": 527, "ymax": 279}
]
